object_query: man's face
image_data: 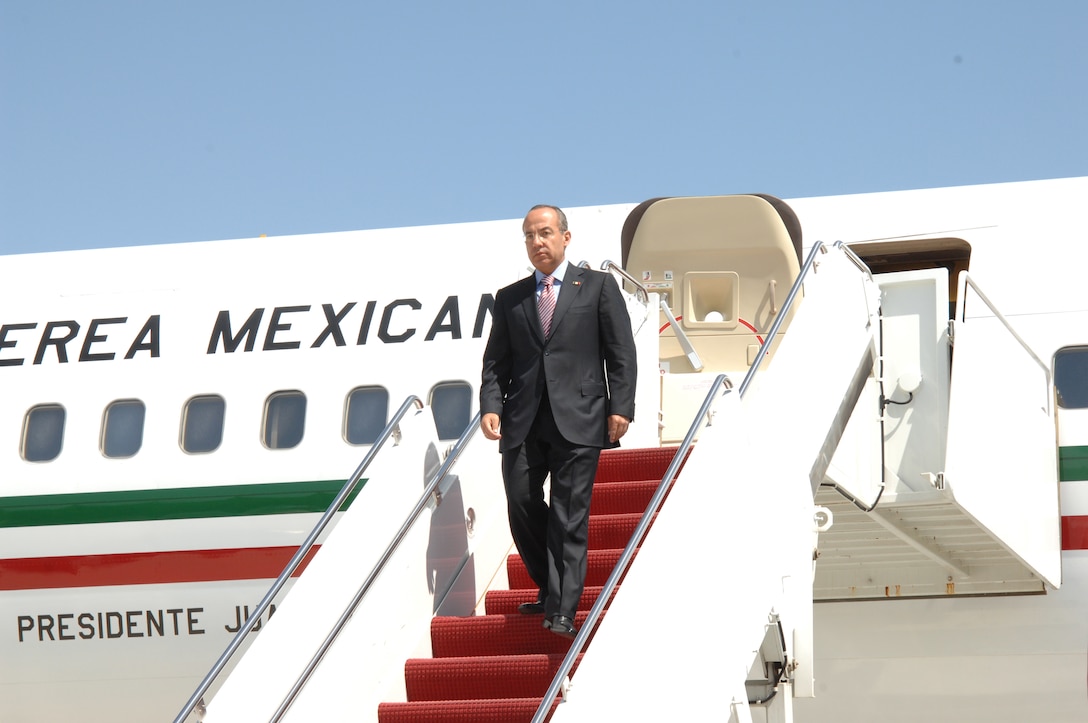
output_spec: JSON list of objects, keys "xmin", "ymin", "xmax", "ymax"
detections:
[{"xmin": 522, "ymin": 207, "xmax": 570, "ymax": 274}]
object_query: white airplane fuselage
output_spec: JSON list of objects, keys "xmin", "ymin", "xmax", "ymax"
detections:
[{"xmin": 2, "ymin": 178, "xmax": 1087, "ymax": 721}]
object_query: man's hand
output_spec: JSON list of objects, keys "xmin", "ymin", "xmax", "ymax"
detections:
[
  {"xmin": 608, "ymin": 414, "xmax": 630, "ymax": 444},
  {"xmin": 481, "ymin": 412, "xmax": 502, "ymax": 441}
]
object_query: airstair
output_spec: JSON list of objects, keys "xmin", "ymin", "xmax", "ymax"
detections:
[
  {"xmin": 812, "ymin": 268, "xmax": 1059, "ymax": 600},
  {"xmin": 178, "ymin": 194, "xmax": 1061, "ymax": 722},
  {"xmin": 544, "ymin": 195, "xmax": 1060, "ymax": 720}
]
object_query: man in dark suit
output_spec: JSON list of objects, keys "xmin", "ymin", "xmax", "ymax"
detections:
[{"xmin": 480, "ymin": 204, "xmax": 637, "ymax": 639}]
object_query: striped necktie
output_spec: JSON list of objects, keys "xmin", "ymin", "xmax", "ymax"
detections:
[{"xmin": 538, "ymin": 274, "xmax": 556, "ymax": 337}]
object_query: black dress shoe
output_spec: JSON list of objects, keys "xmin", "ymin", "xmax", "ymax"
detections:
[
  {"xmin": 544, "ymin": 614, "xmax": 577, "ymax": 639},
  {"xmin": 517, "ymin": 598, "xmax": 546, "ymax": 615}
]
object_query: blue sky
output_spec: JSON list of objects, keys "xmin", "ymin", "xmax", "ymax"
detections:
[{"xmin": 2, "ymin": 1, "xmax": 1085, "ymax": 255}]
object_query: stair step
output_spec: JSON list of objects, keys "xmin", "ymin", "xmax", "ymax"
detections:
[
  {"xmin": 588, "ymin": 512, "xmax": 643, "ymax": 549},
  {"xmin": 430, "ymin": 611, "xmax": 596, "ymax": 658},
  {"xmin": 590, "ymin": 478, "xmax": 661, "ymax": 514},
  {"xmin": 404, "ymin": 653, "xmax": 584, "ymax": 701},
  {"xmin": 377, "ymin": 696, "xmax": 560, "ymax": 723},
  {"xmin": 508, "ymin": 548, "xmax": 625, "ymax": 590},
  {"xmin": 484, "ymin": 585, "xmax": 615, "ymax": 616},
  {"xmin": 595, "ymin": 446, "xmax": 679, "ymax": 483}
]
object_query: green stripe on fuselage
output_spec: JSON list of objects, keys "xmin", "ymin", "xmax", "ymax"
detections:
[
  {"xmin": 1060, "ymin": 446, "xmax": 1088, "ymax": 482},
  {"xmin": 0, "ymin": 479, "xmax": 364, "ymax": 528}
]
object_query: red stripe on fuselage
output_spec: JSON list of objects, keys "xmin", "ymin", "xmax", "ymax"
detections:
[
  {"xmin": 0, "ymin": 546, "xmax": 320, "ymax": 591},
  {"xmin": 1062, "ymin": 516, "xmax": 1088, "ymax": 550},
  {"xmin": 5, "ymin": 517, "xmax": 1088, "ymax": 592}
]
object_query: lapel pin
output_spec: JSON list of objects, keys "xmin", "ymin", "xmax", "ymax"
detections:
[{"xmin": 572, "ymin": 280, "xmax": 582, "ymax": 286}]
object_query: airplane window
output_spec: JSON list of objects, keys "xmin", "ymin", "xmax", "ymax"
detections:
[
  {"xmin": 182, "ymin": 395, "xmax": 226, "ymax": 454},
  {"xmin": 345, "ymin": 386, "xmax": 390, "ymax": 445},
  {"xmin": 264, "ymin": 390, "xmax": 306, "ymax": 450},
  {"xmin": 102, "ymin": 399, "xmax": 146, "ymax": 458},
  {"xmin": 22, "ymin": 404, "xmax": 65, "ymax": 462},
  {"xmin": 1054, "ymin": 346, "xmax": 1088, "ymax": 409},
  {"xmin": 430, "ymin": 381, "xmax": 472, "ymax": 440}
]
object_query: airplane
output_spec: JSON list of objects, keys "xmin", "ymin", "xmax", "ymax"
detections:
[{"xmin": 1, "ymin": 176, "xmax": 1086, "ymax": 722}]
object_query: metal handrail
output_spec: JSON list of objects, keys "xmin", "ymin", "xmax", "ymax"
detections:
[
  {"xmin": 959, "ymin": 272, "xmax": 1050, "ymax": 397},
  {"xmin": 174, "ymin": 395, "xmax": 425, "ymax": 723},
  {"xmin": 600, "ymin": 259, "xmax": 649, "ymax": 303},
  {"xmin": 737, "ymin": 241, "xmax": 828, "ymax": 397},
  {"xmin": 269, "ymin": 410, "xmax": 484, "ymax": 722},
  {"xmin": 532, "ymin": 240, "xmax": 844, "ymax": 722},
  {"xmin": 660, "ymin": 297, "xmax": 703, "ymax": 371},
  {"xmin": 834, "ymin": 239, "xmax": 875, "ymax": 280},
  {"xmin": 575, "ymin": 259, "xmax": 650, "ymax": 304}
]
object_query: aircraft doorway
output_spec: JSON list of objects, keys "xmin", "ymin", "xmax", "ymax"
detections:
[{"xmin": 848, "ymin": 237, "xmax": 971, "ymax": 318}]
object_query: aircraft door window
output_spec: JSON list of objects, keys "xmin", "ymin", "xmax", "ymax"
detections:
[
  {"xmin": 22, "ymin": 404, "xmax": 65, "ymax": 463},
  {"xmin": 345, "ymin": 386, "xmax": 390, "ymax": 445},
  {"xmin": 264, "ymin": 390, "xmax": 306, "ymax": 450},
  {"xmin": 430, "ymin": 381, "xmax": 472, "ymax": 440},
  {"xmin": 182, "ymin": 395, "xmax": 226, "ymax": 454},
  {"xmin": 1054, "ymin": 346, "xmax": 1088, "ymax": 409},
  {"xmin": 102, "ymin": 399, "xmax": 146, "ymax": 458}
]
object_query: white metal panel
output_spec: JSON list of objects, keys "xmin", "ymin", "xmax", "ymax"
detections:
[
  {"xmin": 943, "ymin": 275, "xmax": 1061, "ymax": 587},
  {"xmin": 551, "ymin": 390, "xmax": 812, "ymax": 721},
  {"xmin": 876, "ymin": 269, "xmax": 951, "ymax": 493},
  {"xmin": 766, "ymin": 246, "xmax": 882, "ymax": 502}
]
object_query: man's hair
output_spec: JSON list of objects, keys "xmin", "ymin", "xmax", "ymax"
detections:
[{"xmin": 527, "ymin": 204, "xmax": 568, "ymax": 233}]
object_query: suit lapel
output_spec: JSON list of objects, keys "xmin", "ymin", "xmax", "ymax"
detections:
[
  {"xmin": 548, "ymin": 263, "xmax": 583, "ymax": 338},
  {"xmin": 515, "ymin": 275, "xmax": 546, "ymax": 344}
]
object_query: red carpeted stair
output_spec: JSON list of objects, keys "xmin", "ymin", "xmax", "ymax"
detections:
[{"xmin": 377, "ymin": 447, "xmax": 679, "ymax": 723}]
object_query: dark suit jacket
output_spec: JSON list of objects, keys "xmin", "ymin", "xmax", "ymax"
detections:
[{"xmin": 481, "ymin": 263, "xmax": 637, "ymax": 452}]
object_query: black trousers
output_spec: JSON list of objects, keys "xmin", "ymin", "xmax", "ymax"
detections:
[{"xmin": 501, "ymin": 395, "xmax": 601, "ymax": 619}]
